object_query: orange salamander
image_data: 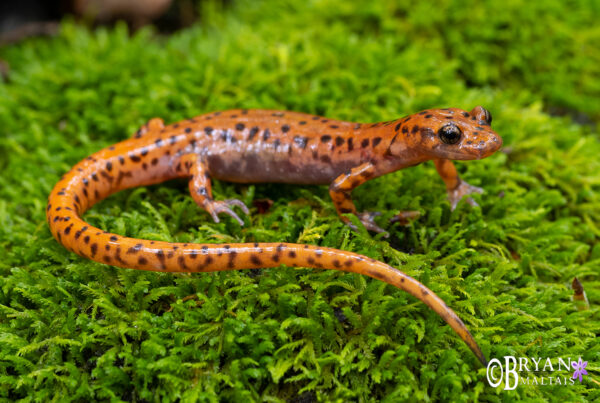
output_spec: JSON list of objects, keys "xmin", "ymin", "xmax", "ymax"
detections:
[{"xmin": 47, "ymin": 106, "xmax": 502, "ymax": 366}]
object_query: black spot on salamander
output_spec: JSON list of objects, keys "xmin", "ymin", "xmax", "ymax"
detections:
[
  {"xmin": 106, "ymin": 161, "xmax": 113, "ymax": 172},
  {"xmin": 281, "ymin": 124, "xmax": 290, "ymax": 133},
  {"xmin": 333, "ymin": 260, "xmax": 341, "ymax": 268},
  {"xmin": 140, "ymin": 148, "xmax": 148, "ymax": 156},
  {"xmin": 118, "ymin": 156, "xmax": 125, "ymax": 165},
  {"xmin": 178, "ymin": 255, "xmax": 187, "ymax": 270},
  {"xmin": 189, "ymin": 250, "xmax": 198, "ymax": 259},
  {"xmin": 421, "ymin": 288, "xmax": 429, "ymax": 296},
  {"xmin": 402, "ymin": 126, "xmax": 409, "ymax": 134},
  {"xmin": 169, "ymin": 135, "xmax": 177, "ymax": 145},
  {"xmin": 127, "ymin": 243, "xmax": 143, "ymax": 254},
  {"xmin": 330, "ymin": 124, "xmax": 339, "ymax": 129},
  {"xmin": 347, "ymin": 138, "xmax": 354, "ymax": 151},
  {"xmin": 462, "ymin": 112, "xmax": 469, "ymax": 118},
  {"xmin": 321, "ymin": 119, "xmax": 329, "ymax": 123},
  {"xmin": 235, "ymin": 123, "xmax": 245, "ymax": 131},
  {"xmin": 372, "ymin": 137, "xmax": 382, "ymax": 147},
  {"xmin": 90, "ymin": 243, "xmax": 98, "ymax": 256},
  {"xmin": 64, "ymin": 224, "xmax": 73, "ymax": 235},
  {"xmin": 273, "ymin": 139, "xmax": 281, "ymax": 148},
  {"xmin": 420, "ymin": 127, "xmax": 435, "ymax": 140},
  {"xmin": 344, "ymin": 259, "xmax": 353, "ymax": 267},
  {"xmin": 91, "ymin": 173, "xmax": 99, "ymax": 182},
  {"xmin": 288, "ymin": 251, "xmax": 296, "ymax": 258},
  {"xmin": 335, "ymin": 136, "xmax": 344, "ymax": 147},
  {"xmin": 204, "ymin": 127, "xmax": 213, "ymax": 135},
  {"xmin": 151, "ymin": 158, "xmax": 159, "ymax": 166},
  {"xmin": 115, "ymin": 247, "xmax": 125, "ymax": 264},
  {"xmin": 411, "ymin": 125, "xmax": 420, "ymax": 134},
  {"xmin": 263, "ymin": 129, "xmax": 271, "ymax": 141},
  {"xmin": 227, "ymin": 250, "xmax": 238, "ymax": 268},
  {"xmin": 250, "ymin": 255, "xmax": 262, "ymax": 265},
  {"xmin": 130, "ymin": 154, "xmax": 141, "ymax": 162},
  {"xmin": 83, "ymin": 235, "xmax": 90, "ymax": 244},
  {"xmin": 395, "ymin": 122, "xmax": 402, "ymax": 132},
  {"xmin": 82, "ymin": 178, "xmax": 89, "ymax": 186},
  {"xmin": 185, "ymin": 127, "xmax": 192, "ymax": 133},
  {"xmin": 361, "ymin": 139, "xmax": 369, "ymax": 148},
  {"xmin": 248, "ymin": 126, "xmax": 259, "ymax": 140},
  {"xmin": 299, "ymin": 121, "xmax": 307, "ymax": 125},
  {"xmin": 321, "ymin": 135, "xmax": 332, "ymax": 143},
  {"xmin": 138, "ymin": 256, "xmax": 148, "ymax": 265},
  {"xmin": 271, "ymin": 254, "xmax": 280, "ymax": 263},
  {"xmin": 103, "ymin": 256, "xmax": 111, "ymax": 263},
  {"xmin": 100, "ymin": 171, "xmax": 113, "ymax": 181},
  {"xmin": 155, "ymin": 138, "xmax": 163, "ymax": 147},
  {"xmin": 110, "ymin": 235, "xmax": 118, "ymax": 242}
]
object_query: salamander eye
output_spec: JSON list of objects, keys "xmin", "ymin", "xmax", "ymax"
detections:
[{"xmin": 438, "ymin": 124, "xmax": 462, "ymax": 145}]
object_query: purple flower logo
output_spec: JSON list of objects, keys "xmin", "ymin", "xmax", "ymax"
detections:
[{"xmin": 572, "ymin": 357, "xmax": 588, "ymax": 383}]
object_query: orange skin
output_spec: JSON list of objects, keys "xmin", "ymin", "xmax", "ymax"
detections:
[{"xmin": 47, "ymin": 106, "xmax": 502, "ymax": 366}]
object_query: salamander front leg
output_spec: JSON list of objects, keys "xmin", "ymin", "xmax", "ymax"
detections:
[
  {"xmin": 181, "ymin": 154, "xmax": 250, "ymax": 225},
  {"xmin": 329, "ymin": 163, "xmax": 389, "ymax": 234},
  {"xmin": 434, "ymin": 158, "xmax": 483, "ymax": 209}
]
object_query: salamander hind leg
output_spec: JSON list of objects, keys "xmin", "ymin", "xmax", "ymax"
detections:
[
  {"xmin": 181, "ymin": 154, "xmax": 250, "ymax": 226},
  {"xmin": 329, "ymin": 163, "xmax": 389, "ymax": 234},
  {"xmin": 434, "ymin": 158, "xmax": 483, "ymax": 210}
]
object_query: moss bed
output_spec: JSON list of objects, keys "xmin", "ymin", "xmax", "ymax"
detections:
[{"xmin": 1, "ymin": 0, "xmax": 599, "ymax": 401}]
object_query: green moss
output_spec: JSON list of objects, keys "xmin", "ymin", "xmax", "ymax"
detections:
[{"xmin": 0, "ymin": 0, "xmax": 599, "ymax": 401}]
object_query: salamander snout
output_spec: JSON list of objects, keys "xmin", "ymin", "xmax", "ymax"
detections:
[{"xmin": 413, "ymin": 106, "xmax": 503, "ymax": 161}]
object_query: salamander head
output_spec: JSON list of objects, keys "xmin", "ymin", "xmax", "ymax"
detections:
[{"xmin": 395, "ymin": 106, "xmax": 502, "ymax": 160}]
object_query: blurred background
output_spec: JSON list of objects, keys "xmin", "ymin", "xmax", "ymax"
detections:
[{"xmin": 1, "ymin": 0, "xmax": 599, "ymax": 125}]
